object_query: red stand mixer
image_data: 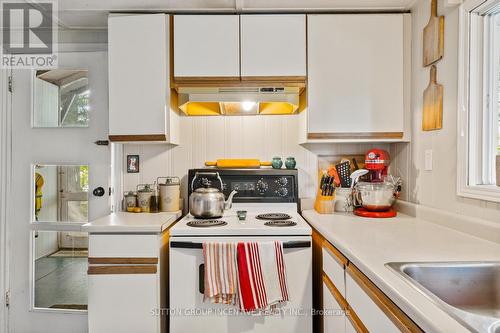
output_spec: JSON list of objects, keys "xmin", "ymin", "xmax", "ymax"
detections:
[
  {"xmin": 353, "ymin": 149, "xmax": 398, "ymax": 218},
  {"xmin": 365, "ymin": 148, "xmax": 390, "ymax": 182}
]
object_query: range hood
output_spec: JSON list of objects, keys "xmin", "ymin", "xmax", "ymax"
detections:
[{"xmin": 176, "ymin": 86, "xmax": 302, "ymax": 116}]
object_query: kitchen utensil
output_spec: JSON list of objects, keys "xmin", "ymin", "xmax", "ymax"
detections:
[
  {"xmin": 189, "ymin": 172, "xmax": 237, "ymax": 219},
  {"xmin": 123, "ymin": 191, "xmax": 137, "ymax": 210},
  {"xmin": 423, "ymin": 65, "xmax": 443, "ymax": 131},
  {"xmin": 285, "ymin": 157, "xmax": 296, "ymax": 169},
  {"xmin": 334, "ymin": 188, "xmax": 353, "ymax": 212},
  {"xmin": 272, "ymin": 157, "xmax": 283, "ymax": 169},
  {"xmin": 137, "ymin": 184, "xmax": 154, "ymax": 213},
  {"xmin": 354, "ymin": 207, "xmax": 397, "ymax": 218},
  {"xmin": 157, "ymin": 176, "xmax": 181, "ymax": 212},
  {"xmin": 423, "ymin": 0, "xmax": 444, "ymax": 66},
  {"xmin": 335, "ymin": 161, "xmax": 351, "ymax": 187},
  {"xmin": 350, "ymin": 169, "xmax": 369, "ymax": 189},
  {"xmin": 205, "ymin": 159, "xmax": 272, "ymax": 168},
  {"xmin": 353, "ymin": 182, "xmax": 397, "ymax": 212},
  {"xmin": 315, "ymin": 169, "xmax": 335, "ymax": 214}
]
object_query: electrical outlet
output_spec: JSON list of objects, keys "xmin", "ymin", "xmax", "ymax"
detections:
[{"xmin": 424, "ymin": 150, "xmax": 433, "ymax": 171}]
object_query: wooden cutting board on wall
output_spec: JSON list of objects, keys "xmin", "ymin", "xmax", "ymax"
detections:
[
  {"xmin": 423, "ymin": 65, "xmax": 443, "ymax": 131},
  {"xmin": 423, "ymin": 0, "xmax": 444, "ymax": 66}
]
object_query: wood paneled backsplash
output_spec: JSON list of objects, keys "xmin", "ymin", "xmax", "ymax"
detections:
[{"xmin": 122, "ymin": 115, "xmax": 390, "ymax": 203}]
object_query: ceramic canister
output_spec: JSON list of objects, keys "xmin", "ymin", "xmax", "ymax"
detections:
[{"xmin": 157, "ymin": 177, "xmax": 180, "ymax": 212}]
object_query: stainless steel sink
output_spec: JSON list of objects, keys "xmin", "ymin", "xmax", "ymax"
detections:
[{"xmin": 386, "ymin": 262, "xmax": 500, "ymax": 333}]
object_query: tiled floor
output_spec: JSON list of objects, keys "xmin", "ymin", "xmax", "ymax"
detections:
[{"xmin": 34, "ymin": 255, "xmax": 88, "ymax": 309}]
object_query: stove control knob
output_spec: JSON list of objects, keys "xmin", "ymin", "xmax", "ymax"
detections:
[
  {"xmin": 276, "ymin": 187, "xmax": 288, "ymax": 197},
  {"xmin": 276, "ymin": 177, "xmax": 288, "ymax": 186},
  {"xmin": 256, "ymin": 179, "xmax": 268, "ymax": 194}
]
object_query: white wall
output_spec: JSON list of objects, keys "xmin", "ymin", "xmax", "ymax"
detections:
[
  {"xmin": 391, "ymin": 0, "xmax": 500, "ymax": 223},
  {"xmin": 122, "ymin": 115, "xmax": 388, "ymax": 205}
]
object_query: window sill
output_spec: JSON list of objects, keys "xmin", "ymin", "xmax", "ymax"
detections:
[{"xmin": 457, "ymin": 185, "xmax": 500, "ymax": 203}]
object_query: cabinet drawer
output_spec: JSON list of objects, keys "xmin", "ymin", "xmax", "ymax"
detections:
[
  {"xmin": 322, "ymin": 241, "xmax": 347, "ymax": 297},
  {"xmin": 323, "ymin": 279, "xmax": 346, "ymax": 333},
  {"xmin": 89, "ymin": 234, "xmax": 158, "ymax": 258},
  {"xmin": 346, "ymin": 264, "xmax": 422, "ymax": 333}
]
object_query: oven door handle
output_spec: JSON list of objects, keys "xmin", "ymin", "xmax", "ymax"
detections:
[{"xmin": 170, "ymin": 240, "xmax": 311, "ymax": 249}]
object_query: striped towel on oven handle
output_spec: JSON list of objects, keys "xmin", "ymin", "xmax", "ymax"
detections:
[
  {"xmin": 237, "ymin": 241, "xmax": 289, "ymax": 312},
  {"xmin": 202, "ymin": 242, "xmax": 238, "ymax": 305}
]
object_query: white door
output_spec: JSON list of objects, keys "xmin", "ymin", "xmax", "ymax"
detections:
[{"xmin": 6, "ymin": 51, "xmax": 109, "ymax": 332}]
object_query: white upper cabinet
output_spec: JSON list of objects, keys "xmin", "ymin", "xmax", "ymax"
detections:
[
  {"xmin": 240, "ymin": 15, "xmax": 306, "ymax": 77},
  {"xmin": 305, "ymin": 14, "xmax": 410, "ymax": 142},
  {"xmin": 108, "ymin": 14, "xmax": 179, "ymax": 143},
  {"xmin": 174, "ymin": 15, "xmax": 240, "ymax": 78}
]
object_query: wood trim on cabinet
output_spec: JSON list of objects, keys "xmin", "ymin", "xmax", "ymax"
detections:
[
  {"xmin": 88, "ymin": 265, "xmax": 157, "ymax": 275},
  {"xmin": 346, "ymin": 263, "xmax": 424, "ymax": 333},
  {"xmin": 109, "ymin": 134, "xmax": 167, "ymax": 142},
  {"xmin": 307, "ymin": 132, "xmax": 404, "ymax": 140},
  {"xmin": 322, "ymin": 240, "xmax": 348, "ymax": 267},
  {"xmin": 88, "ymin": 257, "xmax": 158, "ymax": 265},
  {"xmin": 172, "ymin": 77, "xmax": 306, "ymax": 89},
  {"xmin": 322, "ymin": 272, "xmax": 347, "ymax": 309},
  {"xmin": 346, "ymin": 304, "xmax": 369, "ymax": 333},
  {"xmin": 240, "ymin": 75, "xmax": 307, "ymax": 83}
]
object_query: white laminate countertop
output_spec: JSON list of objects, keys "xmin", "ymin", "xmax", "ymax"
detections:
[
  {"xmin": 82, "ymin": 211, "xmax": 183, "ymax": 233},
  {"xmin": 301, "ymin": 210, "xmax": 500, "ymax": 333}
]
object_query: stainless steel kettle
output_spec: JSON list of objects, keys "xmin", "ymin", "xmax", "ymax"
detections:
[{"xmin": 189, "ymin": 172, "xmax": 237, "ymax": 219}]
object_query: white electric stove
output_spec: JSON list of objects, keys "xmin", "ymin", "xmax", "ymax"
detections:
[{"xmin": 169, "ymin": 168, "xmax": 312, "ymax": 333}]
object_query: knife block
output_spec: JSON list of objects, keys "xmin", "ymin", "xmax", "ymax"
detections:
[{"xmin": 314, "ymin": 171, "xmax": 335, "ymax": 214}]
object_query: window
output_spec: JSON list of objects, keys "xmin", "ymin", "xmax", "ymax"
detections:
[{"xmin": 458, "ymin": 0, "xmax": 500, "ymax": 202}]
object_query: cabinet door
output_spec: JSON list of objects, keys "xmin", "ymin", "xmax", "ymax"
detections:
[
  {"xmin": 307, "ymin": 14, "xmax": 407, "ymax": 138},
  {"xmin": 88, "ymin": 273, "xmax": 159, "ymax": 333},
  {"xmin": 174, "ymin": 15, "xmax": 240, "ymax": 78},
  {"xmin": 323, "ymin": 280, "xmax": 346, "ymax": 333},
  {"xmin": 108, "ymin": 14, "xmax": 170, "ymax": 138},
  {"xmin": 345, "ymin": 272, "xmax": 400, "ymax": 333},
  {"xmin": 240, "ymin": 15, "xmax": 306, "ymax": 77}
]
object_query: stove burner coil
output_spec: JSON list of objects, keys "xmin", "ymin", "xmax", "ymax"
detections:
[
  {"xmin": 256, "ymin": 213, "xmax": 292, "ymax": 221},
  {"xmin": 264, "ymin": 220, "xmax": 297, "ymax": 227},
  {"xmin": 186, "ymin": 220, "xmax": 227, "ymax": 228}
]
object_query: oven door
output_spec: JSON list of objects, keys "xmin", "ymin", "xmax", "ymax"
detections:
[{"xmin": 169, "ymin": 236, "xmax": 312, "ymax": 333}]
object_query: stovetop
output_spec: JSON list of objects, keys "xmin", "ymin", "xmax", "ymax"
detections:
[{"xmin": 170, "ymin": 204, "xmax": 312, "ymax": 236}]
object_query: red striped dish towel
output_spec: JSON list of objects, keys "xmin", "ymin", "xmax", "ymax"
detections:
[
  {"xmin": 237, "ymin": 241, "xmax": 289, "ymax": 312},
  {"xmin": 202, "ymin": 242, "xmax": 238, "ymax": 305}
]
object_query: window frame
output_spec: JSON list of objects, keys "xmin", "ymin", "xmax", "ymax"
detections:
[{"xmin": 457, "ymin": 0, "xmax": 500, "ymax": 202}]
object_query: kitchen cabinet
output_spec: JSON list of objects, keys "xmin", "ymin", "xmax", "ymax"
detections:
[
  {"xmin": 173, "ymin": 15, "xmax": 240, "ymax": 79},
  {"xmin": 108, "ymin": 14, "xmax": 179, "ymax": 143},
  {"xmin": 240, "ymin": 15, "xmax": 306, "ymax": 78},
  {"xmin": 312, "ymin": 229, "xmax": 422, "ymax": 333},
  {"xmin": 87, "ymin": 233, "xmax": 169, "ymax": 333},
  {"xmin": 304, "ymin": 14, "xmax": 411, "ymax": 142}
]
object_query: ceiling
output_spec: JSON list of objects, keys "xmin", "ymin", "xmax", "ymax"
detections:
[{"xmin": 51, "ymin": 0, "xmax": 416, "ymax": 30}]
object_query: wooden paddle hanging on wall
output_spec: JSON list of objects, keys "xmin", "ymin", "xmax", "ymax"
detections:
[
  {"xmin": 423, "ymin": 0, "xmax": 444, "ymax": 66},
  {"xmin": 422, "ymin": 65, "xmax": 443, "ymax": 131}
]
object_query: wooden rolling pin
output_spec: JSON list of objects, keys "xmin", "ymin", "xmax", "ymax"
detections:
[{"xmin": 205, "ymin": 159, "xmax": 272, "ymax": 168}]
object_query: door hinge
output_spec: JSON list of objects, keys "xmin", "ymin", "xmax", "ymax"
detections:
[
  {"xmin": 8, "ymin": 76, "xmax": 12, "ymax": 93},
  {"xmin": 5, "ymin": 290, "xmax": 10, "ymax": 308}
]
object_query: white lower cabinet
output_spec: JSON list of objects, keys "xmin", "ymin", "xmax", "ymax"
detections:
[
  {"xmin": 345, "ymin": 272, "xmax": 400, "ymax": 333},
  {"xmin": 323, "ymin": 280, "xmax": 346, "ymax": 333},
  {"xmin": 88, "ymin": 274, "xmax": 158, "ymax": 333},
  {"xmin": 87, "ymin": 232, "xmax": 168, "ymax": 333}
]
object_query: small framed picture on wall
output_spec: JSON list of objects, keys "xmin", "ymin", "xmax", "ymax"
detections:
[{"xmin": 127, "ymin": 155, "xmax": 140, "ymax": 173}]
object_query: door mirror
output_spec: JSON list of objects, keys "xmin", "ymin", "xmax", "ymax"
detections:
[
  {"xmin": 33, "ymin": 69, "xmax": 89, "ymax": 128},
  {"xmin": 34, "ymin": 165, "xmax": 89, "ymax": 223}
]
